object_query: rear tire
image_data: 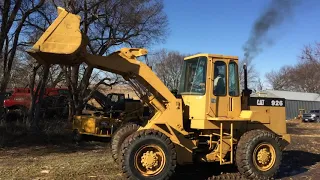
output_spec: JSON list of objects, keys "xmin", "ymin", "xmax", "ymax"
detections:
[
  {"xmin": 120, "ymin": 129, "xmax": 177, "ymax": 180},
  {"xmin": 111, "ymin": 123, "xmax": 140, "ymax": 164},
  {"xmin": 236, "ymin": 129, "xmax": 282, "ymax": 180}
]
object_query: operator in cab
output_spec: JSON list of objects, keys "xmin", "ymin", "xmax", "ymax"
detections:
[{"xmin": 214, "ymin": 67, "xmax": 225, "ymax": 95}]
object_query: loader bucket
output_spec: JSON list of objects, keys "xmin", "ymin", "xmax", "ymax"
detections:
[{"xmin": 27, "ymin": 7, "xmax": 87, "ymax": 65}]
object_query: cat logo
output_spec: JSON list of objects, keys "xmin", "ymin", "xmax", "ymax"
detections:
[{"xmin": 257, "ymin": 99, "xmax": 265, "ymax": 106}]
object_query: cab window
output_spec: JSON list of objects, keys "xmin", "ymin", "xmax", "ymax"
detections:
[
  {"xmin": 228, "ymin": 61, "xmax": 240, "ymax": 96},
  {"xmin": 178, "ymin": 56, "xmax": 207, "ymax": 95},
  {"xmin": 213, "ymin": 61, "xmax": 226, "ymax": 96}
]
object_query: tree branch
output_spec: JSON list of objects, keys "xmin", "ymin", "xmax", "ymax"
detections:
[{"xmin": 83, "ymin": 76, "xmax": 119, "ymax": 103}]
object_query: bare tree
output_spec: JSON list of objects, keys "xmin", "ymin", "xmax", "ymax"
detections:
[
  {"xmin": 255, "ymin": 77, "xmax": 264, "ymax": 92},
  {"xmin": 266, "ymin": 42, "xmax": 320, "ymax": 93},
  {"xmin": 47, "ymin": 65, "xmax": 65, "ymax": 88},
  {"xmin": 151, "ymin": 49, "xmax": 184, "ymax": 91},
  {"xmin": 26, "ymin": 0, "xmax": 168, "ymax": 118},
  {"xmin": 0, "ymin": 0, "xmax": 45, "ymax": 92},
  {"xmin": 239, "ymin": 58, "xmax": 259, "ymax": 90},
  {"xmin": 265, "ymin": 66, "xmax": 292, "ymax": 91}
]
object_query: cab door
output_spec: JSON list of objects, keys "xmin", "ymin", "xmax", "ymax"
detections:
[
  {"xmin": 227, "ymin": 60, "xmax": 241, "ymax": 118},
  {"xmin": 210, "ymin": 59, "xmax": 229, "ymax": 117}
]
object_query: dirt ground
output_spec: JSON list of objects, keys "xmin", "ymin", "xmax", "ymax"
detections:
[{"xmin": 0, "ymin": 120, "xmax": 319, "ymax": 180}]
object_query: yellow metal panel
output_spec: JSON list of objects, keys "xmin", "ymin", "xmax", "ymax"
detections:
[
  {"xmin": 239, "ymin": 110, "xmax": 253, "ymax": 119},
  {"xmin": 139, "ymin": 99, "xmax": 196, "ymax": 165},
  {"xmin": 214, "ymin": 97, "xmax": 229, "ymax": 117},
  {"xmin": 282, "ymin": 134, "xmax": 291, "ymax": 144},
  {"xmin": 247, "ymin": 106, "xmax": 287, "ymax": 135},
  {"xmin": 191, "ymin": 119, "xmax": 221, "ymax": 129},
  {"xmin": 182, "ymin": 95, "xmax": 207, "ymax": 120},
  {"xmin": 269, "ymin": 106, "xmax": 287, "ymax": 135},
  {"xmin": 250, "ymin": 106, "xmax": 270, "ymax": 124},
  {"xmin": 83, "ymin": 117, "xmax": 96, "ymax": 133}
]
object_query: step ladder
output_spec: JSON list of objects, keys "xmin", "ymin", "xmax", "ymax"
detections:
[{"xmin": 219, "ymin": 122, "xmax": 234, "ymax": 165}]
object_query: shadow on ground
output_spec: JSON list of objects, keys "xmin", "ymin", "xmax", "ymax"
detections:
[
  {"xmin": 170, "ymin": 150, "xmax": 320, "ymax": 180},
  {"xmin": 173, "ymin": 163, "xmax": 238, "ymax": 180},
  {"xmin": 276, "ymin": 150, "xmax": 320, "ymax": 179}
]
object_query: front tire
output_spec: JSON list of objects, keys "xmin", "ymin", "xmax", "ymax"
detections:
[
  {"xmin": 111, "ymin": 123, "xmax": 140, "ymax": 164},
  {"xmin": 236, "ymin": 129, "xmax": 282, "ymax": 180},
  {"xmin": 120, "ymin": 129, "xmax": 177, "ymax": 180}
]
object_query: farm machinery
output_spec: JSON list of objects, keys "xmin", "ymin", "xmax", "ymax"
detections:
[
  {"xmin": 2, "ymin": 87, "xmax": 69, "ymax": 120},
  {"xmin": 73, "ymin": 90, "xmax": 151, "ymax": 141},
  {"xmin": 27, "ymin": 7, "xmax": 291, "ymax": 180}
]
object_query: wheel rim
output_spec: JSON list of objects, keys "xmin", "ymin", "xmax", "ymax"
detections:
[
  {"xmin": 134, "ymin": 144, "xmax": 166, "ymax": 176},
  {"xmin": 253, "ymin": 143, "xmax": 276, "ymax": 171}
]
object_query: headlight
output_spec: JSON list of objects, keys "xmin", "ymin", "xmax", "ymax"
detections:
[{"xmin": 311, "ymin": 114, "xmax": 316, "ymax": 117}]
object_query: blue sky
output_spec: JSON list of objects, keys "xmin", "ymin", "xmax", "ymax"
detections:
[{"xmin": 151, "ymin": 0, "xmax": 320, "ymax": 87}]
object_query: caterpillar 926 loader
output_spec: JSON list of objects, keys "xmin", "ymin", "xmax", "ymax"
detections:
[{"xmin": 27, "ymin": 7, "xmax": 291, "ymax": 180}]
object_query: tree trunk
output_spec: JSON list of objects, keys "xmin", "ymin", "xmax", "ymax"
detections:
[
  {"xmin": 61, "ymin": 65, "xmax": 78, "ymax": 121},
  {"xmin": 32, "ymin": 65, "xmax": 50, "ymax": 131},
  {"xmin": 28, "ymin": 64, "xmax": 41, "ymax": 124},
  {"xmin": 0, "ymin": 73, "xmax": 10, "ymax": 92},
  {"xmin": 68, "ymin": 99, "xmax": 75, "ymax": 122},
  {"xmin": 75, "ymin": 65, "xmax": 93, "ymax": 115},
  {"xmin": 0, "ymin": 0, "xmax": 44, "ymax": 93}
]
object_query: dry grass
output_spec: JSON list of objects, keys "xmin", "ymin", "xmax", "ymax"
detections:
[
  {"xmin": 0, "ymin": 118, "xmax": 122, "ymax": 180},
  {"xmin": 0, "ymin": 119, "xmax": 319, "ymax": 179},
  {"xmin": 0, "ymin": 143, "xmax": 122, "ymax": 180},
  {"xmin": 0, "ymin": 118, "xmax": 71, "ymax": 148}
]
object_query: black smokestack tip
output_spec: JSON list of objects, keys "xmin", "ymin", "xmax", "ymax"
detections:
[{"xmin": 243, "ymin": 0, "xmax": 299, "ymax": 62}]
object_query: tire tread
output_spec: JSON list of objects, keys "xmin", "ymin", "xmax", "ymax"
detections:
[
  {"xmin": 111, "ymin": 123, "xmax": 140, "ymax": 164},
  {"xmin": 120, "ymin": 129, "xmax": 177, "ymax": 180},
  {"xmin": 236, "ymin": 129, "xmax": 281, "ymax": 180}
]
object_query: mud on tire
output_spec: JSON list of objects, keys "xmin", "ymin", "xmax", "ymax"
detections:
[
  {"xmin": 236, "ymin": 129, "xmax": 282, "ymax": 180},
  {"xmin": 111, "ymin": 122, "xmax": 140, "ymax": 164},
  {"xmin": 120, "ymin": 129, "xmax": 177, "ymax": 180}
]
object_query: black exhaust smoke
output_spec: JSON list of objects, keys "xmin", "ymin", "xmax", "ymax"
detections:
[{"xmin": 243, "ymin": 0, "xmax": 299, "ymax": 62}]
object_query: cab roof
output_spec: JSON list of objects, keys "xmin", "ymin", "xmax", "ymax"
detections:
[{"xmin": 184, "ymin": 53, "xmax": 239, "ymax": 60}]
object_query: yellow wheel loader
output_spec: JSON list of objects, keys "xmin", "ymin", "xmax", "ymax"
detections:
[{"xmin": 27, "ymin": 7, "xmax": 291, "ymax": 180}]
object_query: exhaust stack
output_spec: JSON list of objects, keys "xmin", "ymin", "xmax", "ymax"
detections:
[
  {"xmin": 243, "ymin": 63, "xmax": 248, "ymax": 91},
  {"xmin": 241, "ymin": 63, "xmax": 252, "ymax": 110}
]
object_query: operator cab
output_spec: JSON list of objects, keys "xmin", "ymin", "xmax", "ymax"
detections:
[{"xmin": 178, "ymin": 54, "xmax": 241, "ymax": 128}]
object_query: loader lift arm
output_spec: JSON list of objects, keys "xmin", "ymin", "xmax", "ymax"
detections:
[{"xmin": 26, "ymin": 7, "xmax": 176, "ymax": 113}]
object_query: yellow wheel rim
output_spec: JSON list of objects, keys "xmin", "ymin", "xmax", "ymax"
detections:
[
  {"xmin": 134, "ymin": 144, "xmax": 166, "ymax": 177},
  {"xmin": 253, "ymin": 143, "xmax": 276, "ymax": 171}
]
